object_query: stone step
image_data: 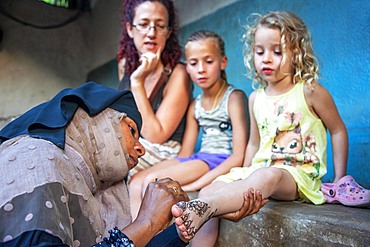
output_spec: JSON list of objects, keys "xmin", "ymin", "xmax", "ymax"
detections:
[{"xmin": 215, "ymin": 200, "xmax": 370, "ymax": 247}]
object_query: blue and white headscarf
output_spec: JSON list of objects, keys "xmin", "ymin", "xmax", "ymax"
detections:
[{"xmin": 0, "ymin": 82, "xmax": 142, "ymax": 246}]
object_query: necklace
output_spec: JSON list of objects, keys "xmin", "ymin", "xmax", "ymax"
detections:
[{"xmin": 211, "ymin": 80, "xmax": 227, "ymax": 110}]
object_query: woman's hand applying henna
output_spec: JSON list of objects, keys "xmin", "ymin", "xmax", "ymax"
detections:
[
  {"xmin": 123, "ymin": 178, "xmax": 188, "ymax": 246},
  {"xmin": 138, "ymin": 178, "xmax": 188, "ymax": 231}
]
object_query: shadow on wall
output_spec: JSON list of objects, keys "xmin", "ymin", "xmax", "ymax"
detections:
[{"xmin": 87, "ymin": 59, "xmax": 120, "ymax": 89}]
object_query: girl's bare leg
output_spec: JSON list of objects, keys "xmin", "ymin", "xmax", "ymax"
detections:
[
  {"xmin": 142, "ymin": 160, "xmax": 209, "ymax": 192},
  {"xmin": 172, "ymin": 167, "xmax": 298, "ymax": 240}
]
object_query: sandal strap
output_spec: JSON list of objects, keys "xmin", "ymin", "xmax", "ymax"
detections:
[{"xmin": 321, "ymin": 183, "xmax": 335, "ymax": 197}]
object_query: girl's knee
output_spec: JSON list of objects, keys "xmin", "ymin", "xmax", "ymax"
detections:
[{"xmin": 254, "ymin": 167, "xmax": 285, "ymax": 184}]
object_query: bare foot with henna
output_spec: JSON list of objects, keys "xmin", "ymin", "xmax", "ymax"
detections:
[{"xmin": 171, "ymin": 199, "xmax": 217, "ymax": 240}]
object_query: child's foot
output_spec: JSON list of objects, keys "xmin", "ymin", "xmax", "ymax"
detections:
[{"xmin": 171, "ymin": 199, "xmax": 217, "ymax": 240}]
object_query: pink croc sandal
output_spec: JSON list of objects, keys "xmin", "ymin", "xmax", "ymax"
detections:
[{"xmin": 321, "ymin": 175, "xmax": 370, "ymax": 207}]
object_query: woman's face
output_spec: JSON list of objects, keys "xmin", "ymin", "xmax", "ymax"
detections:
[
  {"xmin": 126, "ymin": 1, "xmax": 171, "ymax": 55},
  {"xmin": 120, "ymin": 116, "xmax": 145, "ymax": 170}
]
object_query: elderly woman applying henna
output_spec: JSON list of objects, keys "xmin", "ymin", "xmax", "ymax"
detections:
[{"xmin": 0, "ymin": 82, "xmax": 190, "ymax": 247}]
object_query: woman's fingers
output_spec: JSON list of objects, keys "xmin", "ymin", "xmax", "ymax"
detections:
[{"xmin": 155, "ymin": 177, "xmax": 189, "ymax": 202}]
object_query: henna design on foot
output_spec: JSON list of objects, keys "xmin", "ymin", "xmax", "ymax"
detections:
[
  {"xmin": 186, "ymin": 200, "xmax": 210, "ymax": 217},
  {"xmin": 176, "ymin": 199, "xmax": 217, "ymax": 239}
]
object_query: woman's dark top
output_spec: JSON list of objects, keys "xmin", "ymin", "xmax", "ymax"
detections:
[{"xmin": 119, "ymin": 72, "xmax": 186, "ymax": 143}]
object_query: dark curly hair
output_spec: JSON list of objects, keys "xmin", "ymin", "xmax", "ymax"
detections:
[{"xmin": 117, "ymin": 0, "xmax": 182, "ymax": 74}]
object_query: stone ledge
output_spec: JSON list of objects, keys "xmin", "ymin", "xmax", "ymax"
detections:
[{"xmin": 215, "ymin": 200, "xmax": 370, "ymax": 247}]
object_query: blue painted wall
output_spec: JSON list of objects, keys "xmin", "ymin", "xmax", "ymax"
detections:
[{"xmin": 177, "ymin": 0, "xmax": 370, "ymax": 186}]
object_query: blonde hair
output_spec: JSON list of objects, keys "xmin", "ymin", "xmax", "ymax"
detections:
[
  {"xmin": 243, "ymin": 11, "xmax": 319, "ymax": 90},
  {"xmin": 185, "ymin": 30, "xmax": 227, "ymax": 82}
]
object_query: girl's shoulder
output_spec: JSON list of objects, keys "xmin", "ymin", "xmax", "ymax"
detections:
[
  {"xmin": 228, "ymin": 88, "xmax": 248, "ymax": 101},
  {"xmin": 225, "ymin": 84, "xmax": 246, "ymax": 95},
  {"xmin": 303, "ymin": 81, "xmax": 331, "ymax": 100},
  {"xmin": 303, "ymin": 81, "xmax": 328, "ymax": 95},
  {"xmin": 247, "ymin": 90, "xmax": 258, "ymax": 107},
  {"xmin": 249, "ymin": 90, "xmax": 258, "ymax": 100},
  {"xmin": 303, "ymin": 82, "xmax": 332, "ymax": 106},
  {"xmin": 227, "ymin": 88, "xmax": 248, "ymax": 109}
]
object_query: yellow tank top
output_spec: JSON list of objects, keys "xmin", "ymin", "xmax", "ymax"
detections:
[{"xmin": 253, "ymin": 82, "xmax": 327, "ymax": 180}]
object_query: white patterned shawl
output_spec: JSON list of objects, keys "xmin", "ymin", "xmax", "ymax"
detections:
[{"xmin": 0, "ymin": 108, "xmax": 132, "ymax": 246}]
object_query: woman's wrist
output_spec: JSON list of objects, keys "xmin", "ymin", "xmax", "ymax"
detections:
[
  {"xmin": 129, "ymin": 71, "xmax": 145, "ymax": 86},
  {"xmin": 130, "ymin": 79, "xmax": 145, "ymax": 88},
  {"xmin": 122, "ymin": 217, "xmax": 158, "ymax": 246},
  {"xmin": 130, "ymin": 80, "xmax": 147, "ymax": 96}
]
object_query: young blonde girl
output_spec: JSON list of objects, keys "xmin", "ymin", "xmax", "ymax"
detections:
[
  {"xmin": 172, "ymin": 11, "xmax": 348, "ymax": 244},
  {"xmin": 129, "ymin": 30, "xmax": 249, "ymax": 219}
]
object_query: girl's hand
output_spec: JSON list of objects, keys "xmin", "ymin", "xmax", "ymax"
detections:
[
  {"xmin": 221, "ymin": 189, "xmax": 268, "ymax": 222},
  {"xmin": 131, "ymin": 47, "xmax": 162, "ymax": 84}
]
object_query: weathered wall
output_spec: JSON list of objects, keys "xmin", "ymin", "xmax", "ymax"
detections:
[{"xmin": 0, "ymin": 0, "xmax": 122, "ymax": 126}]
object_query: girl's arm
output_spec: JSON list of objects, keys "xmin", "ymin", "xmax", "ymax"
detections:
[
  {"xmin": 131, "ymin": 62, "xmax": 192, "ymax": 144},
  {"xmin": 177, "ymin": 100, "xmax": 199, "ymax": 158},
  {"xmin": 305, "ymin": 84, "xmax": 348, "ymax": 182},
  {"xmin": 243, "ymin": 91, "xmax": 260, "ymax": 167},
  {"xmin": 182, "ymin": 90, "xmax": 249, "ymax": 191}
]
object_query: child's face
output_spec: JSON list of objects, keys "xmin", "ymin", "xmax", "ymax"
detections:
[
  {"xmin": 185, "ymin": 39, "xmax": 227, "ymax": 89},
  {"xmin": 253, "ymin": 26, "xmax": 294, "ymax": 86}
]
